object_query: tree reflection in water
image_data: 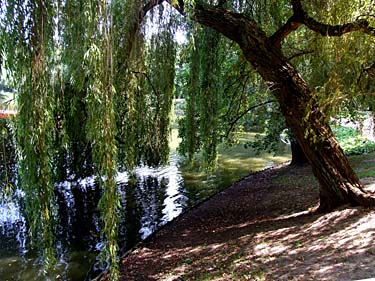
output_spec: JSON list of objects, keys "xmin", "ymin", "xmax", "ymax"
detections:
[{"xmin": 0, "ymin": 120, "xmax": 186, "ymax": 280}]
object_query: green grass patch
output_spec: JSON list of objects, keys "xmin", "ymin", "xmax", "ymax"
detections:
[
  {"xmin": 180, "ymin": 132, "xmax": 291, "ymax": 205},
  {"xmin": 332, "ymin": 125, "xmax": 375, "ymax": 156}
]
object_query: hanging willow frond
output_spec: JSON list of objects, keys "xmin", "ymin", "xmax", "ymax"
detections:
[
  {"xmin": 182, "ymin": 25, "xmax": 200, "ymax": 161},
  {"xmin": 113, "ymin": 0, "xmax": 147, "ymax": 171},
  {"xmin": 144, "ymin": 25, "xmax": 176, "ymax": 167},
  {"xmin": 82, "ymin": 0, "xmax": 120, "ymax": 279},
  {"xmin": 198, "ymin": 26, "xmax": 222, "ymax": 168},
  {"xmin": 2, "ymin": 0, "xmax": 58, "ymax": 272},
  {"xmin": 178, "ymin": 24, "xmax": 223, "ymax": 168}
]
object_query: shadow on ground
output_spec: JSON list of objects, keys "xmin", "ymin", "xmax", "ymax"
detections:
[{"xmin": 119, "ymin": 164, "xmax": 375, "ymax": 281}]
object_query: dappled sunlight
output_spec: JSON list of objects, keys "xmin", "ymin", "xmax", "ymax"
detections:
[
  {"xmin": 122, "ymin": 207, "xmax": 375, "ymax": 280},
  {"xmin": 274, "ymin": 210, "xmax": 311, "ymax": 220},
  {"xmin": 254, "ymin": 240, "xmax": 292, "ymax": 257},
  {"xmin": 240, "ymin": 208, "xmax": 375, "ymax": 280},
  {"xmin": 120, "ymin": 158, "xmax": 375, "ymax": 280},
  {"xmin": 361, "ymin": 177, "xmax": 375, "ymax": 192},
  {"xmin": 157, "ymin": 264, "xmax": 189, "ymax": 281}
]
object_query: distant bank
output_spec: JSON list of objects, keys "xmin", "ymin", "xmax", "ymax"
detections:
[{"xmin": 0, "ymin": 110, "xmax": 17, "ymax": 118}]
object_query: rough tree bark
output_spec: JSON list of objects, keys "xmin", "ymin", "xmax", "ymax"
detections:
[{"xmin": 189, "ymin": 1, "xmax": 375, "ymax": 211}]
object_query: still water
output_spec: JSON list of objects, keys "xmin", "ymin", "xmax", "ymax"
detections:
[{"xmin": 0, "ymin": 131, "xmax": 290, "ymax": 280}]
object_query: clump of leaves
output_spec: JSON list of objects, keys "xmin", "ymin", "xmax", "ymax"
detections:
[
  {"xmin": 244, "ymin": 109, "xmax": 288, "ymax": 155},
  {"xmin": 332, "ymin": 125, "xmax": 375, "ymax": 155}
]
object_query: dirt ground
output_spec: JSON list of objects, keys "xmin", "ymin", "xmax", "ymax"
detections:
[{"xmin": 117, "ymin": 163, "xmax": 375, "ymax": 280}]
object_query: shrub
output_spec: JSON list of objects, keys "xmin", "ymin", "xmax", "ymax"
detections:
[{"xmin": 332, "ymin": 125, "xmax": 375, "ymax": 155}]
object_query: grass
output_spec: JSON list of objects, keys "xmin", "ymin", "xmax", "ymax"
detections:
[
  {"xmin": 332, "ymin": 125, "xmax": 375, "ymax": 156},
  {"xmin": 177, "ymin": 129, "xmax": 375, "ymax": 206},
  {"xmin": 349, "ymin": 151, "xmax": 375, "ymax": 179},
  {"xmin": 178, "ymin": 132, "xmax": 291, "ymax": 206},
  {"xmin": 271, "ymin": 150, "xmax": 375, "ymax": 194}
]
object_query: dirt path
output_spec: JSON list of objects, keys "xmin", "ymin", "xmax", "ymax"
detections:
[{"xmin": 118, "ymin": 163, "xmax": 375, "ymax": 280}]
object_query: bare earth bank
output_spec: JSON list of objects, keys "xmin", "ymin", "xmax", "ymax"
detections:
[{"xmin": 116, "ymin": 162, "xmax": 375, "ymax": 281}]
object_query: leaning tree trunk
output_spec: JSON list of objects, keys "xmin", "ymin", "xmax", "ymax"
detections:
[
  {"xmin": 191, "ymin": 4, "xmax": 375, "ymax": 211},
  {"xmin": 248, "ymin": 49, "xmax": 375, "ymax": 211},
  {"xmin": 247, "ymin": 47, "xmax": 375, "ymax": 211}
]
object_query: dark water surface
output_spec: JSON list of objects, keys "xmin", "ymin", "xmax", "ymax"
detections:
[{"xmin": 0, "ymin": 153, "xmax": 187, "ymax": 280}]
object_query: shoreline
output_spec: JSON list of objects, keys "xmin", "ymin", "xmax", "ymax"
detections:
[{"xmin": 102, "ymin": 159, "xmax": 375, "ymax": 280}]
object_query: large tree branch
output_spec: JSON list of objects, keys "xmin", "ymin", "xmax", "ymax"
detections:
[
  {"xmin": 270, "ymin": 0, "xmax": 375, "ymax": 48},
  {"xmin": 165, "ymin": 1, "xmax": 268, "ymax": 49},
  {"xmin": 269, "ymin": 16, "xmax": 301, "ymax": 48},
  {"xmin": 192, "ymin": 3, "xmax": 261, "ymax": 45},
  {"xmin": 292, "ymin": 0, "xmax": 375, "ymax": 37},
  {"xmin": 301, "ymin": 16, "xmax": 375, "ymax": 37},
  {"xmin": 357, "ymin": 61, "xmax": 375, "ymax": 92},
  {"xmin": 287, "ymin": 50, "xmax": 314, "ymax": 61}
]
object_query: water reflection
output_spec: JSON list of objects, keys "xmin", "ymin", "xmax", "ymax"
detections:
[
  {"xmin": 0, "ymin": 121, "xmax": 289, "ymax": 280},
  {"xmin": 0, "ymin": 144, "xmax": 186, "ymax": 280},
  {"xmin": 124, "ymin": 154, "xmax": 186, "ymax": 240}
]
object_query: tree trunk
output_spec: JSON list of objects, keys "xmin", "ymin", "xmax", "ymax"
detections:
[
  {"xmin": 251, "ymin": 53, "xmax": 375, "ymax": 212},
  {"xmin": 290, "ymin": 140, "xmax": 308, "ymax": 166},
  {"xmin": 191, "ymin": 4, "xmax": 375, "ymax": 211}
]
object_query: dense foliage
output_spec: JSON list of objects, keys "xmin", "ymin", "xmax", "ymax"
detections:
[
  {"xmin": 0, "ymin": 0, "xmax": 179, "ymax": 278},
  {"xmin": 332, "ymin": 125, "xmax": 375, "ymax": 155},
  {"xmin": 1, "ymin": 0, "xmax": 375, "ymax": 279}
]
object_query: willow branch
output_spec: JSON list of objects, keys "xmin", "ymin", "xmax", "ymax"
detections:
[
  {"xmin": 365, "ymin": 61, "xmax": 375, "ymax": 74},
  {"xmin": 142, "ymin": 0, "xmax": 166, "ymax": 18},
  {"xmin": 270, "ymin": 0, "xmax": 375, "ymax": 47},
  {"xmin": 357, "ymin": 61, "xmax": 375, "ymax": 91},
  {"xmin": 192, "ymin": 3, "xmax": 262, "ymax": 45},
  {"xmin": 117, "ymin": 0, "xmax": 166, "ymax": 74},
  {"xmin": 292, "ymin": 0, "xmax": 375, "ymax": 37},
  {"xmin": 287, "ymin": 50, "xmax": 314, "ymax": 61},
  {"xmin": 269, "ymin": 16, "xmax": 301, "ymax": 48},
  {"xmin": 131, "ymin": 71, "xmax": 160, "ymax": 98},
  {"xmin": 222, "ymin": 75, "xmax": 250, "ymax": 123},
  {"xmin": 225, "ymin": 100, "xmax": 276, "ymax": 138}
]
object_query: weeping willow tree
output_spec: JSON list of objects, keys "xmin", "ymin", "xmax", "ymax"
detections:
[
  {"xmin": 132, "ymin": 0, "xmax": 375, "ymax": 212},
  {"xmin": 2, "ymin": 0, "xmax": 375, "ymax": 279},
  {"xmin": 282, "ymin": 1, "xmax": 375, "ymax": 117},
  {"xmin": 179, "ymin": 24, "xmax": 262, "ymax": 167},
  {"xmin": 82, "ymin": 1, "xmax": 120, "ymax": 279},
  {"xmin": 1, "ymin": 0, "xmax": 120, "ymax": 278},
  {"xmin": 144, "ymin": 28, "xmax": 176, "ymax": 165},
  {"xmin": 186, "ymin": 0, "xmax": 375, "ymax": 211},
  {"xmin": 179, "ymin": 26, "xmax": 200, "ymax": 162},
  {"xmin": 113, "ymin": 1, "xmax": 176, "ymax": 171},
  {"xmin": 179, "ymin": 23, "xmax": 289, "ymax": 169},
  {"xmin": 1, "ymin": 0, "xmax": 177, "ymax": 278},
  {"xmin": 113, "ymin": 0, "xmax": 145, "ymax": 171}
]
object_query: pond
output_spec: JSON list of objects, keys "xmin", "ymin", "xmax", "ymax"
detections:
[{"xmin": 0, "ymin": 129, "xmax": 290, "ymax": 280}]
